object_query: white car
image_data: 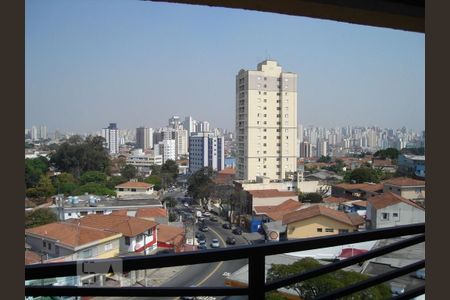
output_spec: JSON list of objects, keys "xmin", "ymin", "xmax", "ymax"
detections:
[
  {"xmin": 210, "ymin": 239, "xmax": 220, "ymax": 248},
  {"xmin": 203, "ymin": 211, "xmax": 211, "ymax": 217}
]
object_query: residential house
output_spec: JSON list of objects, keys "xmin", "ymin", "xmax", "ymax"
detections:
[
  {"xmin": 397, "ymin": 154, "xmax": 425, "ymax": 179},
  {"xmin": 366, "ymin": 193, "xmax": 425, "ymax": 229},
  {"xmin": 383, "ymin": 177, "xmax": 425, "ymax": 203},
  {"xmin": 71, "ymin": 214, "xmax": 158, "ymax": 255},
  {"xmin": 156, "ymin": 224, "xmax": 186, "ymax": 253},
  {"xmin": 135, "ymin": 207, "xmax": 169, "ymax": 224},
  {"xmin": 372, "ymin": 158, "xmax": 397, "ymax": 173},
  {"xmin": 282, "ymin": 205, "xmax": 365, "ymax": 239},
  {"xmin": 332, "ymin": 183, "xmax": 383, "ymax": 200},
  {"xmin": 115, "ymin": 181, "xmax": 154, "ymax": 197}
]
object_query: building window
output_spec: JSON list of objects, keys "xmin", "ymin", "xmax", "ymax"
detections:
[
  {"xmin": 339, "ymin": 229, "xmax": 349, "ymax": 234},
  {"xmin": 125, "ymin": 237, "xmax": 130, "ymax": 245},
  {"xmin": 393, "ymin": 213, "xmax": 399, "ymax": 218},
  {"xmin": 317, "ymin": 228, "xmax": 323, "ymax": 232},
  {"xmin": 381, "ymin": 213, "xmax": 389, "ymax": 220},
  {"xmin": 43, "ymin": 241, "xmax": 47, "ymax": 248},
  {"xmin": 104, "ymin": 243, "xmax": 113, "ymax": 251},
  {"xmin": 325, "ymin": 228, "xmax": 334, "ymax": 233}
]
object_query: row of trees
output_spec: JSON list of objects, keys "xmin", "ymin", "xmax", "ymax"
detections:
[{"xmin": 266, "ymin": 257, "xmax": 391, "ymax": 299}]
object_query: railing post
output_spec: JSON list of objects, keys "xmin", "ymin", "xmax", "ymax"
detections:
[{"xmin": 248, "ymin": 253, "xmax": 265, "ymax": 300}]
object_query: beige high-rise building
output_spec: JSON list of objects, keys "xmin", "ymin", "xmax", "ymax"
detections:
[{"xmin": 236, "ymin": 60, "xmax": 298, "ymax": 180}]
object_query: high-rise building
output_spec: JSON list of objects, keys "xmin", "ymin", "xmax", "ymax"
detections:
[
  {"xmin": 155, "ymin": 139, "xmax": 176, "ymax": 163},
  {"xmin": 316, "ymin": 139, "xmax": 328, "ymax": 157},
  {"xmin": 169, "ymin": 116, "xmax": 182, "ymax": 130},
  {"xmin": 235, "ymin": 60, "xmax": 298, "ymax": 180},
  {"xmin": 175, "ymin": 129, "xmax": 188, "ymax": 158},
  {"xmin": 38, "ymin": 125, "xmax": 47, "ymax": 140},
  {"xmin": 101, "ymin": 123, "xmax": 119, "ymax": 154},
  {"xmin": 183, "ymin": 116, "xmax": 195, "ymax": 135},
  {"xmin": 299, "ymin": 141, "xmax": 313, "ymax": 158},
  {"xmin": 188, "ymin": 133, "xmax": 224, "ymax": 173},
  {"xmin": 136, "ymin": 127, "xmax": 154, "ymax": 150}
]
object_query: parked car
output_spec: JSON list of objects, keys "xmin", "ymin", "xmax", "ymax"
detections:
[
  {"xmin": 195, "ymin": 232, "xmax": 205, "ymax": 239},
  {"xmin": 222, "ymin": 223, "xmax": 231, "ymax": 229},
  {"xmin": 198, "ymin": 216, "xmax": 206, "ymax": 222},
  {"xmin": 203, "ymin": 211, "xmax": 211, "ymax": 217},
  {"xmin": 226, "ymin": 237, "xmax": 236, "ymax": 245},
  {"xmin": 209, "ymin": 216, "xmax": 218, "ymax": 222},
  {"xmin": 232, "ymin": 227, "xmax": 242, "ymax": 235},
  {"xmin": 197, "ymin": 240, "xmax": 207, "ymax": 250},
  {"xmin": 210, "ymin": 239, "xmax": 220, "ymax": 248}
]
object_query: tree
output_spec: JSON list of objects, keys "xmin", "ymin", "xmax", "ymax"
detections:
[
  {"xmin": 298, "ymin": 192, "xmax": 323, "ymax": 203},
  {"xmin": 54, "ymin": 172, "xmax": 78, "ymax": 195},
  {"xmin": 187, "ymin": 167, "xmax": 215, "ymax": 207},
  {"xmin": 317, "ymin": 155, "xmax": 332, "ymax": 163},
  {"xmin": 267, "ymin": 257, "xmax": 390, "ymax": 300},
  {"xmin": 50, "ymin": 135, "xmax": 110, "ymax": 178},
  {"xmin": 25, "ymin": 157, "xmax": 50, "ymax": 188},
  {"xmin": 106, "ymin": 175, "xmax": 128, "ymax": 190},
  {"xmin": 344, "ymin": 167, "xmax": 380, "ymax": 184},
  {"xmin": 73, "ymin": 183, "xmax": 116, "ymax": 196},
  {"xmin": 162, "ymin": 159, "xmax": 179, "ymax": 178},
  {"xmin": 121, "ymin": 165, "xmax": 138, "ymax": 180},
  {"xmin": 374, "ymin": 148, "xmax": 400, "ymax": 160},
  {"xmin": 80, "ymin": 171, "xmax": 107, "ymax": 185},
  {"xmin": 144, "ymin": 175, "xmax": 162, "ymax": 191},
  {"xmin": 25, "ymin": 208, "xmax": 57, "ymax": 229},
  {"xmin": 150, "ymin": 165, "xmax": 162, "ymax": 176}
]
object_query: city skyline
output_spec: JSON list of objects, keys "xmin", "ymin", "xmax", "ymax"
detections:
[{"xmin": 26, "ymin": 0, "xmax": 424, "ymax": 133}]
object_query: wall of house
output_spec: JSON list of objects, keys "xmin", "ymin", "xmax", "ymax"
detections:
[
  {"xmin": 252, "ymin": 195, "xmax": 295, "ymax": 207},
  {"xmin": 119, "ymin": 228, "xmax": 156, "ymax": 254},
  {"xmin": 117, "ymin": 187, "xmax": 154, "ymax": 197},
  {"xmin": 372, "ymin": 202, "xmax": 425, "ymax": 229},
  {"xmin": 297, "ymin": 181, "xmax": 320, "ymax": 193},
  {"xmin": 383, "ymin": 184, "xmax": 425, "ymax": 200},
  {"xmin": 286, "ymin": 215, "xmax": 357, "ymax": 239}
]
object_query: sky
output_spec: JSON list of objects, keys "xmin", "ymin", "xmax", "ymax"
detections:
[{"xmin": 25, "ymin": 0, "xmax": 425, "ymax": 133}]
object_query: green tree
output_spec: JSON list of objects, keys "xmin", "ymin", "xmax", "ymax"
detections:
[
  {"xmin": 150, "ymin": 165, "xmax": 162, "ymax": 176},
  {"xmin": 80, "ymin": 171, "xmax": 107, "ymax": 185},
  {"xmin": 106, "ymin": 175, "xmax": 128, "ymax": 190},
  {"xmin": 35, "ymin": 175, "xmax": 56, "ymax": 197},
  {"xmin": 54, "ymin": 172, "xmax": 78, "ymax": 195},
  {"xmin": 144, "ymin": 175, "xmax": 162, "ymax": 191},
  {"xmin": 374, "ymin": 148, "xmax": 400, "ymax": 160},
  {"xmin": 299, "ymin": 192, "xmax": 323, "ymax": 203},
  {"xmin": 25, "ymin": 208, "xmax": 57, "ymax": 229},
  {"xmin": 121, "ymin": 165, "xmax": 138, "ymax": 180},
  {"xmin": 162, "ymin": 159, "xmax": 179, "ymax": 178},
  {"xmin": 187, "ymin": 167, "xmax": 215, "ymax": 207},
  {"xmin": 50, "ymin": 135, "xmax": 110, "ymax": 178},
  {"xmin": 267, "ymin": 257, "xmax": 390, "ymax": 300},
  {"xmin": 73, "ymin": 183, "xmax": 116, "ymax": 196},
  {"xmin": 344, "ymin": 167, "xmax": 380, "ymax": 184},
  {"xmin": 25, "ymin": 157, "xmax": 50, "ymax": 188},
  {"xmin": 317, "ymin": 155, "xmax": 332, "ymax": 163}
]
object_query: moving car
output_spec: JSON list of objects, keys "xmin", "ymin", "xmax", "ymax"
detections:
[
  {"xmin": 197, "ymin": 241, "xmax": 207, "ymax": 250},
  {"xmin": 222, "ymin": 223, "xmax": 231, "ymax": 229},
  {"xmin": 232, "ymin": 227, "xmax": 242, "ymax": 235},
  {"xmin": 199, "ymin": 225, "xmax": 209, "ymax": 232},
  {"xmin": 203, "ymin": 211, "xmax": 211, "ymax": 217},
  {"xmin": 210, "ymin": 239, "xmax": 220, "ymax": 248},
  {"xmin": 226, "ymin": 237, "xmax": 236, "ymax": 245},
  {"xmin": 209, "ymin": 216, "xmax": 218, "ymax": 222}
]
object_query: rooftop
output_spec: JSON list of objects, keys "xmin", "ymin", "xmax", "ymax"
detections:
[
  {"xmin": 249, "ymin": 189, "xmax": 297, "ymax": 198},
  {"xmin": 68, "ymin": 214, "xmax": 158, "ymax": 237},
  {"xmin": 368, "ymin": 192, "xmax": 424, "ymax": 210},
  {"xmin": 26, "ymin": 222, "xmax": 121, "ymax": 249},
  {"xmin": 254, "ymin": 199, "xmax": 302, "ymax": 221},
  {"xmin": 135, "ymin": 207, "xmax": 168, "ymax": 218},
  {"xmin": 384, "ymin": 177, "xmax": 425, "ymax": 187},
  {"xmin": 157, "ymin": 224, "xmax": 185, "ymax": 244},
  {"xmin": 115, "ymin": 181, "xmax": 154, "ymax": 189},
  {"xmin": 282, "ymin": 205, "xmax": 365, "ymax": 226},
  {"xmin": 333, "ymin": 183, "xmax": 384, "ymax": 193}
]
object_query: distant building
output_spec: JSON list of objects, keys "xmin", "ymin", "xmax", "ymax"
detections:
[
  {"xmin": 332, "ymin": 183, "xmax": 384, "ymax": 200},
  {"xmin": 366, "ymin": 193, "xmax": 425, "ymax": 229},
  {"xmin": 135, "ymin": 127, "xmax": 153, "ymax": 150},
  {"xmin": 188, "ymin": 133, "xmax": 224, "ymax": 173},
  {"xmin": 155, "ymin": 139, "xmax": 176, "ymax": 163},
  {"xmin": 397, "ymin": 154, "xmax": 425, "ymax": 179},
  {"xmin": 102, "ymin": 123, "xmax": 119, "ymax": 154},
  {"xmin": 316, "ymin": 139, "xmax": 328, "ymax": 157},
  {"xmin": 300, "ymin": 141, "xmax": 313, "ymax": 158},
  {"xmin": 183, "ymin": 116, "xmax": 195, "ymax": 135},
  {"xmin": 126, "ymin": 149, "xmax": 163, "ymax": 175}
]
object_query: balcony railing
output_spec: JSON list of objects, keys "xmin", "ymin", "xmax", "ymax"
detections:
[{"xmin": 25, "ymin": 223, "xmax": 425, "ymax": 299}]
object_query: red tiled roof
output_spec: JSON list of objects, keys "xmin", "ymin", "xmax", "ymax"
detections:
[
  {"xmin": 218, "ymin": 167, "xmax": 236, "ymax": 175},
  {"xmin": 26, "ymin": 222, "xmax": 120, "ymax": 248},
  {"xmin": 384, "ymin": 177, "xmax": 425, "ymax": 187},
  {"xmin": 368, "ymin": 192, "xmax": 424, "ymax": 210},
  {"xmin": 249, "ymin": 189, "xmax": 297, "ymax": 198},
  {"xmin": 333, "ymin": 183, "xmax": 383, "ymax": 192},
  {"xmin": 157, "ymin": 224, "xmax": 185, "ymax": 244},
  {"xmin": 254, "ymin": 199, "xmax": 302, "ymax": 221},
  {"xmin": 323, "ymin": 197, "xmax": 349, "ymax": 204},
  {"xmin": 71, "ymin": 214, "xmax": 158, "ymax": 237},
  {"xmin": 352, "ymin": 200, "xmax": 368, "ymax": 207},
  {"xmin": 282, "ymin": 205, "xmax": 365, "ymax": 226},
  {"xmin": 135, "ymin": 208, "xmax": 168, "ymax": 218},
  {"xmin": 115, "ymin": 181, "xmax": 153, "ymax": 189},
  {"xmin": 25, "ymin": 249, "xmax": 42, "ymax": 265},
  {"xmin": 338, "ymin": 248, "xmax": 368, "ymax": 259},
  {"xmin": 110, "ymin": 209, "xmax": 128, "ymax": 216}
]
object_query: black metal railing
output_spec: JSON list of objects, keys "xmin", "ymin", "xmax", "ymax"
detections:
[{"xmin": 25, "ymin": 223, "xmax": 425, "ymax": 299}]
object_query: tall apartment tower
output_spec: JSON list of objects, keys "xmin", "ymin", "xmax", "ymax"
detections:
[
  {"xmin": 136, "ymin": 127, "xmax": 154, "ymax": 150},
  {"xmin": 188, "ymin": 133, "xmax": 224, "ymax": 174},
  {"xmin": 101, "ymin": 123, "xmax": 119, "ymax": 154},
  {"xmin": 236, "ymin": 60, "xmax": 298, "ymax": 180}
]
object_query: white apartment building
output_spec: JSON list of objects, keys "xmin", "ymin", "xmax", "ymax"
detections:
[
  {"xmin": 183, "ymin": 116, "xmax": 195, "ymax": 135},
  {"xmin": 175, "ymin": 129, "xmax": 188, "ymax": 158},
  {"xmin": 136, "ymin": 127, "xmax": 154, "ymax": 150},
  {"xmin": 188, "ymin": 133, "xmax": 224, "ymax": 173},
  {"xmin": 126, "ymin": 149, "xmax": 163, "ymax": 175},
  {"xmin": 101, "ymin": 123, "xmax": 119, "ymax": 154},
  {"xmin": 236, "ymin": 60, "xmax": 298, "ymax": 180},
  {"xmin": 155, "ymin": 139, "xmax": 176, "ymax": 163}
]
